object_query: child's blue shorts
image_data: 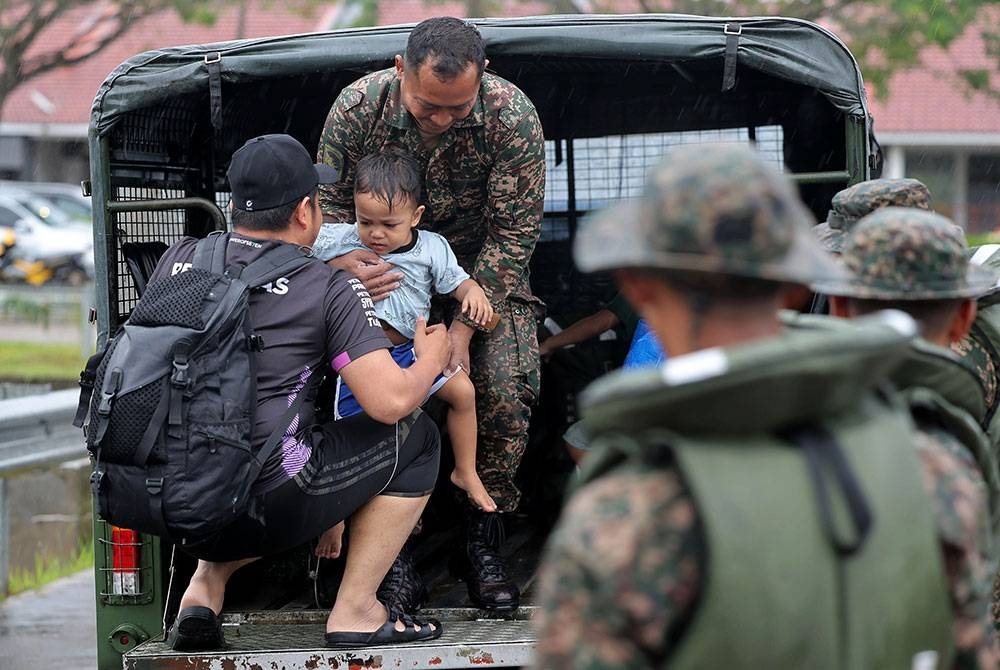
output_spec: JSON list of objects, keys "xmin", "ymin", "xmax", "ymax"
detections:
[{"xmin": 335, "ymin": 339, "xmax": 451, "ymax": 419}]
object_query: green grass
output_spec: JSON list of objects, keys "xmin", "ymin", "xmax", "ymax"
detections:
[
  {"xmin": 6, "ymin": 542, "xmax": 94, "ymax": 598},
  {"xmin": 968, "ymin": 233, "xmax": 1000, "ymax": 247},
  {"xmin": 0, "ymin": 341, "xmax": 87, "ymax": 382}
]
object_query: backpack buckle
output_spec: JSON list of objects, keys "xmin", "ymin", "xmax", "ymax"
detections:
[
  {"xmin": 98, "ymin": 368, "xmax": 123, "ymax": 416},
  {"xmin": 78, "ymin": 368, "xmax": 95, "ymax": 389},
  {"xmin": 145, "ymin": 477, "xmax": 164, "ymax": 495},
  {"xmin": 170, "ymin": 360, "xmax": 189, "ymax": 387},
  {"xmin": 171, "ymin": 340, "xmax": 191, "ymax": 387}
]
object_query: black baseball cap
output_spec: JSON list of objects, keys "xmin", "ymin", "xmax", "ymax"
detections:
[{"xmin": 228, "ymin": 134, "xmax": 340, "ymax": 212}]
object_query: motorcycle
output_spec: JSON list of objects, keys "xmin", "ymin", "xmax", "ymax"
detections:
[{"xmin": 0, "ymin": 220, "xmax": 93, "ymax": 286}]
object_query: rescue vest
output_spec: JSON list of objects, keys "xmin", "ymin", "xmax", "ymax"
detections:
[
  {"xmin": 790, "ymin": 310, "xmax": 1000, "ymax": 549},
  {"xmin": 578, "ymin": 313, "xmax": 953, "ymax": 670}
]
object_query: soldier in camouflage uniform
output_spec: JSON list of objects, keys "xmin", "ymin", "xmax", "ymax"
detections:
[
  {"xmin": 809, "ymin": 178, "xmax": 932, "ymax": 313},
  {"xmin": 957, "ymin": 244, "xmax": 1000, "ymax": 628},
  {"xmin": 317, "ymin": 16, "xmax": 544, "ymax": 611},
  {"xmin": 812, "ymin": 208, "xmax": 1000, "ymax": 667},
  {"xmin": 534, "ymin": 144, "xmax": 995, "ymax": 668},
  {"xmin": 814, "ymin": 178, "xmax": 932, "ymax": 254}
]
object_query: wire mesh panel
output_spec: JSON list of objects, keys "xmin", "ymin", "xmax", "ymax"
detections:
[
  {"xmin": 110, "ymin": 98, "xmax": 207, "ymax": 168},
  {"xmin": 214, "ymin": 192, "xmax": 233, "ymax": 229},
  {"xmin": 542, "ymin": 125, "xmax": 785, "ymax": 241},
  {"xmin": 112, "ymin": 187, "xmax": 190, "ymax": 317},
  {"xmin": 533, "ymin": 126, "xmax": 785, "ymax": 319}
]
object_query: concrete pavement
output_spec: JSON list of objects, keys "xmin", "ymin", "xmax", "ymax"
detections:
[{"xmin": 0, "ymin": 569, "xmax": 96, "ymax": 669}]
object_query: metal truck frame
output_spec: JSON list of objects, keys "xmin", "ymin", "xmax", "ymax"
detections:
[{"xmin": 86, "ymin": 14, "xmax": 878, "ymax": 669}]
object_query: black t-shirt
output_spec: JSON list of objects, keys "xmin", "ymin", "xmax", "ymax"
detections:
[{"xmin": 150, "ymin": 233, "xmax": 390, "ymax": 487}]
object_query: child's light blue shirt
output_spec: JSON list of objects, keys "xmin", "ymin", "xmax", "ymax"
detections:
[{"xmin": 312, "ymin": 223, "xmax": 470, "ymax": 339}]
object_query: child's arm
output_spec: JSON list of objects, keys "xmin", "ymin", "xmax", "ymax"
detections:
[{"xmin": 452, "ymin": 278, "xmax": 496, "ymax": 330}]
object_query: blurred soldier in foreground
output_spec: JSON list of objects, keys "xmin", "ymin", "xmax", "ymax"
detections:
[
  {"xmin": 534, "ymin": 144, "xmax": 960, "ymax": 668},
  {"xmin": 813, "ymin": 208, "xmax": 1000, "ymax": 665}
]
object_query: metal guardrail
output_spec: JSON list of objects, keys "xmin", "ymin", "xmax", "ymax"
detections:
[{"xmin": 0, "ymin": 388, "xmax": 86, "ymax": 596}]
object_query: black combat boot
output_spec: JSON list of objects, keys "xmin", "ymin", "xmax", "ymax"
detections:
[
  {"xmin": 377, "ymin": 539, "xmax": 428, "ymax": 614},
  {"xmin": 458, "ymin": 510, "xmax": 519, "ymax": 610}
]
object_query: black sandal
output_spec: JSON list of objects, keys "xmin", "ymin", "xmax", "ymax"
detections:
[{"xmin": 324, "ymin": 603, "xmax": 443, "ymax": 648}]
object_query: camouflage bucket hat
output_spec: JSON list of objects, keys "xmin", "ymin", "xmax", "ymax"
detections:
[
  {"xmin": 815, "ymin": 178, "xmax": 931, "ymax": 254},
  {"xmin": 812, "ymin": 207, "xmax": 997, "ymax": 300},
  {"xmin": 574, "ymin": 144, "xmax": 846, "ymax": 286}
]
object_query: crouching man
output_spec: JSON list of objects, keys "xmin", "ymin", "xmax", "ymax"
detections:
[{"xmin": 156, "ymin": 134, "xmax": 451, "ymax": 650}]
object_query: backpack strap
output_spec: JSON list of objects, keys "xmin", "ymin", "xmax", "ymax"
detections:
[
  {"xmin": 192, "ymin": 231, "xmax": 230, "ymax": 273},
  {"xmin": 73, "ymin": 346, "xmax": 107, "ymax": 428},
  {"xmin": 191, "ymin": 232, "xmax": 311, "ymax": 287},
  {"xmin": 239, "ymin": 243, "xmax": 313, "ymax": 288}
]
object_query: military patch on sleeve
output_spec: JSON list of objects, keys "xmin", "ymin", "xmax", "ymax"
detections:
[
  {"xmin": 497, "ymin": 105, "xmax": 519, "ymax": 131},
  {"xmin": 338, "ymin": 88, "xmax": 364, "ymax": 112},
  {"xmin": 323, "ymin": 146, "xmax": 347, "ymax": 179}
]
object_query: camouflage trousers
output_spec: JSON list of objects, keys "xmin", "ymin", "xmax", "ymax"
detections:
[{"xmin": 466, "ymin": 297, "xmax": 540, "ymax": 512}]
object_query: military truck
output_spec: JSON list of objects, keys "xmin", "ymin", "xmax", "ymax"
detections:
[{"xmin": 86, "ymin": 13, "xmax": 879, "ymax": 669}]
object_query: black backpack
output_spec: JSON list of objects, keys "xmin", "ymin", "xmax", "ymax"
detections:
[{"xmin": 74, "ymin": 233, "xmax": 313, "ymax": 544}]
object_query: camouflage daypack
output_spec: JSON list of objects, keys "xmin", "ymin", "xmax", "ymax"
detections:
[{"xmin": 74, "ymin": 233, "xmax": 313, "ymax": 544}]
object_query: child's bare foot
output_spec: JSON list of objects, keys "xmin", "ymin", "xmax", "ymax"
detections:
[
  {"xmin": 450, "ymin": 469, "xmax": 497, "ymax": 512},
  {"xmin": 315, "ymin": 521, "xmax": 345, "ymax": 559}
]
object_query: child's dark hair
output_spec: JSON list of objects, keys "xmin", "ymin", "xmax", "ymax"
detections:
[{"xmin": 354, "ymin": 147, "xmax": 424, "ymax": 212}]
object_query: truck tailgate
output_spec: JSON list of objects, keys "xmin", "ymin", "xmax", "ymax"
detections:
[{"xmin": 123, "ymin": 607, "xmax": 536, "ymax": 669}]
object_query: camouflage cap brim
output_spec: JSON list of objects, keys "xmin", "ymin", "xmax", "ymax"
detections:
[
  {"xmin": 813, "ymin": 222, "xmax": 845, "ymax": 254},
  {"xmin": 812, "ymin": 207, "xmax": 999, "ymax": 300},
  {"xmin": 811, "ymin": 262, "xmax": 998, "ymax": 300},
  {"xmin": 575, "ymin": 199, "xmax": 849, "ymax": 286}
]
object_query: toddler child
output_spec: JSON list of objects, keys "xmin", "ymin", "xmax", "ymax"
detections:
[{"xmin": 311, "ymin": 147, "xmax": 497, "ymax": 557}]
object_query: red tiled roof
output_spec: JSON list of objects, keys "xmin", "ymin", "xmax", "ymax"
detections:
[
  {"xmin": 6, "ymin": 1, "xmax": 1000, "ymax": 137},
  {"xmin": 865, "ymin": 15, "xmax": 1000, "ymax": 135},
  {"xmin": 371, "ymin": 0, "xmax": 556, "ymax": 25},
  {"xmin": 0, "ymin": 0, "xmax": 556, "ymax": 131}
]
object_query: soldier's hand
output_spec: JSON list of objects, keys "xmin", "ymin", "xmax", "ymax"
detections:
[
  {"xmin": 446, "ymin": 322, "xmax": 474, "ymax": 375},
  {"xmin": 326, "ymin": 249, "xmax": 402, "ymax": 301},
  {"xmin": 413, "ymin": 317, "xmax": 450, "ymax": 373}
]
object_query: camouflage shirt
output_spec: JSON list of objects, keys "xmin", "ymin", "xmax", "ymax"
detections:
[
  {"xmin": 534, "ymin": 438, "xmax": 999, "ymax": 669},
  {"xmin": 953, "ymin": 333, "xmax": 999, "ymax": 416},
  {"xmin": 317, "ymin": 68, "xmax": 546, "ymax": 313},
  {"xmin": 915, "ymin": 427, "xmax": 1000, "ymax": 670},
  {"xmin": 534, "ymin": 465, "xmax": 700, "ymax": 668}
]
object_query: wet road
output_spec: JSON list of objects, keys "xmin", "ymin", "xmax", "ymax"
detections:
[{"xmin": 0, "ymin": 569, "xmax": 96, "ymax": 669}]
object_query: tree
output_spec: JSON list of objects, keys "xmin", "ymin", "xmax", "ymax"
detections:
[
  {"xmin": 600, "ymin": 0, "xmax": 995, "ymax": 99},
  {"xmin": 0, "ymin": 0, "xmax": 319, "ymax": 121},
  {"xmin": 410, "ymin": 0, "xmax": 1000, "ymax": 99}
]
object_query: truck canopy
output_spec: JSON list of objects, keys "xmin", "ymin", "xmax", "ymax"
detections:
[{"xmin": 90, "ymin": 14, "xmax": 877, "ymax": 187}]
